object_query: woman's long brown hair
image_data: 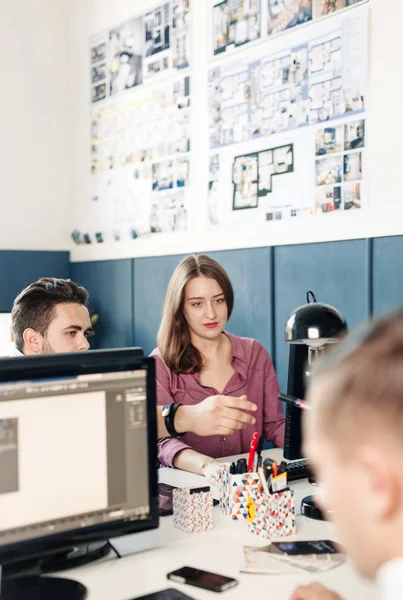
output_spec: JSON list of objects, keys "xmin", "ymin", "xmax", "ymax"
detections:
[{"xmin": 157, "ymin": 254, "xmax": 234, "ymax": 374}]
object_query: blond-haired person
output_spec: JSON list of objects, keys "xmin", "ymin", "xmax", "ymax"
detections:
[{"xmin": 291, "ymin": 312, "xmax": 403, "ymax": 600}]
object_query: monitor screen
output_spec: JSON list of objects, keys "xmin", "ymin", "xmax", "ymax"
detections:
[{"xmin": 0, "ymin": 350, "xmax": 158, "ymax": 566}]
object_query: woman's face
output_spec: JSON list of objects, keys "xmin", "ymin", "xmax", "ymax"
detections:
[{"xmin": 183, "ymin": 275, "xmax": 228, "ymax": 342}]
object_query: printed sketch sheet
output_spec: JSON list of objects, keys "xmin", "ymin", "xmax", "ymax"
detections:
[
  {"xmin": 83, "ymin": 1, "xmax": 191, "ymax": 243},
  {"xmin": 208, "ymin": 3, "xmax": 368, "ymax": 226}
]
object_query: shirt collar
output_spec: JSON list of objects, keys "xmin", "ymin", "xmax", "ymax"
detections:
[
  {"xmin": 376, "ymin": 557, "xmax": 403, "ymax": 600},
  {"xmin": 193, "ymin": 332, "xmax": 247, "ymax": 391},
  {"xmin": 224, "ymin": 331, "xmax": 247, "ymax": 363}
]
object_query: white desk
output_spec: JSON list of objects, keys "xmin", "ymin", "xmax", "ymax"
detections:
[{"xmin": 62, "ymin": 450, "xmax": 377, "ymax": 600}]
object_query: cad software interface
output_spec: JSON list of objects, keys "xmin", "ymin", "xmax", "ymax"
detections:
[{"xmin": 0, "ymin": 369, "xmax": 150, "ymax": 546}]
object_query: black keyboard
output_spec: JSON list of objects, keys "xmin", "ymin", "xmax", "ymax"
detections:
[
  {"xmin": 286, "ymin": 459, "xmax": 311, "ymax": 481},
  {"xmin": 129, "ymin": 590, "xmax": 195, "ymax": 600}
]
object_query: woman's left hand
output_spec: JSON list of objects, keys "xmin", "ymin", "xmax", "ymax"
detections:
[{"xmin": 201, "ymin": 459, "xmax": 222, "ymax": 487}]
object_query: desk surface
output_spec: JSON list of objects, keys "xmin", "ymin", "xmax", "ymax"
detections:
[{"xmin": 63, "ymin": 450, "xmax": 377, "ymax": 600}]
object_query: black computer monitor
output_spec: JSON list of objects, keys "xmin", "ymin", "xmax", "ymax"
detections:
[
  {"xmin": 0, "ymin": 349, "xmax": 158, "ymax": 600},
  {"xmin": 283, "ymin": 345, "xmax": 306, "ymax": 460}
]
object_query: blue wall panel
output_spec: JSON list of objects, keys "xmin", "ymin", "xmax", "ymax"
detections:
[
  {"xmin": 372, "ymin": 236, "xmax": 403, "ymax": 316},
  {"xmin": 208, "ymin": 248, "xmax": 273, "ymax": 356},
  {"xmin": 71, "ymin": 259, "xmax": 133, "ymax": 350},
  {"xmin": 273, "ymin": 240, "xmax": 371, "ymax": 393},
  {"xmin": 0, "ymin": 251, "xmax": 70, "ymax": 312},
  {"xmin": 133, "ymin": 254, "xmax": 186, "ymax": 355}
]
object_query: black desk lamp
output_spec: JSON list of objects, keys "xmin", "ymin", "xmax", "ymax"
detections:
[{"xmin": 284, "ymin": 291, "xmax": 347, "ymax": 519}]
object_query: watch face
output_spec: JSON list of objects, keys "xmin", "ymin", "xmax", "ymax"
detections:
[{"xmin": 161, "ymin": 405, "xmax": 170, "ymax": 417}]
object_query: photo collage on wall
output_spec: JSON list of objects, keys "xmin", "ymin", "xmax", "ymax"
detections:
[
  {"xmin": 209, "ymin": 12, "xmax": 366, "ymax": 149},
  {"xmin": 79, "ymin": 0, "xmax": 370, "ymax": 245},
  {"xmin": 208, "ymin": 0, "xmax": 368, "ymax": 225},
  {"xmin": 213, "ymin": 0, "xmax": 261, "ymax": 55},
  {"xmin": 81, "ymin": 1, "xmax": 192, "ymax": 244},
  {"xmin": 315, "ymin": 118, "xmax": 364, "ymax": 213},
  {"xmin": 212, "ymin": 0, "xmax": 367, "ymax": 56},
  {"xmin": 91, "ymin": 0, "xmax": 191, "ymax": 104}
]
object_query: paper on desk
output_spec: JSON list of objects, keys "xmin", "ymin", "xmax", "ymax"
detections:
[
  {"xmin": 241, "ymin": 546, "xmax": 302, "ymax": 575},
  {"xmin": 241, "ymin": 545, "xmax": 346, "ymax": 575}
]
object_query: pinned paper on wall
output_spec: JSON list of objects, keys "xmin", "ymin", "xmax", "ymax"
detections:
[
  {"xmin": 77, "ymin": 0, "xmax": 192, "ymax": 244},
  {"xmin": 76, "ymin": 0, "xmax": 369, "ymax": 245},
  {"xmin": 208, "ymin": 3, "xmax": 368, "ymax": 226},
  {"xmin": 87, "ymin": 74, "xmax": 191, "ymax": 241},
  {"xmin": 210, "ymin": 0, "xmax": 368, "ymax": 56},
  {"xmin": 90, "ymin": 0, "xmax": 191, "ymax": 104},
  {"xmin": 212, "ymin": 0, "xmax": 261, "ymax": 56}
]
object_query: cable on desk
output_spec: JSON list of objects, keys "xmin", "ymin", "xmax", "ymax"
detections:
[{"xmin": 107, "ymin": 540, "xmax": 122, "ymax": 559}]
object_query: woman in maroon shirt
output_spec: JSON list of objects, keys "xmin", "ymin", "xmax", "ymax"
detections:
[{"xmin": 152, "ymin": 254, "xmax": 285, "ymax": 480}]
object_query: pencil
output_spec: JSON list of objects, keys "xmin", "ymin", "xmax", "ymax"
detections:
[{"xmin": 278, "ymin": 393, "xmax": 311, "ymax": 410}]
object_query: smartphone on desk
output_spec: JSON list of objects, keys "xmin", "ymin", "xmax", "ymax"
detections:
[
  {"xmin": 270, "ymin": 540, "xmax": 340, "ymax": 556},
  {"xmin": 167, "ymin": 567, "xmax": 238, "ymax": 593}
]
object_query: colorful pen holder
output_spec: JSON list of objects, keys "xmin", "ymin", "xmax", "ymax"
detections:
[
  {"xmin": 247, "ymin": 488, "xmax": 296, "ymax": 540},
  {"xmin": 218, "ymin": 464, "xmax": 261, "ymax": 520},
  {"xmin": 173, "ymin": 486, "xmax": 214, "ymax": 533}
]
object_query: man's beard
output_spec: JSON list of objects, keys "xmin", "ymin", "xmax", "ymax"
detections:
[{"xmin": 41, "ymin": 337, "xmax": 55, "ymax": 354}]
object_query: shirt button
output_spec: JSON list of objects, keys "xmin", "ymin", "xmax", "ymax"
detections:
[{"xmin": 222, "ymin": 437, "xmax": 226, "ymax": 442}]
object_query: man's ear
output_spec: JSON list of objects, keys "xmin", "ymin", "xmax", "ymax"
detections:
[
  {"xmin": 358, "ymin": 445, "xmax": 400, "ymax": 521},
  {"xmin": 22, "ymin": 328, "xmax": 43, "ymax": 355}
]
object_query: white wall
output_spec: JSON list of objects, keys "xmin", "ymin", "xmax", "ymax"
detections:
[
  {"xmin": 0, "ymin": 0, "xmax": 71, "ymax": 251},
  {"xmin": 68, "ymin": 0, "xmax": 403, "ymax": 263}
]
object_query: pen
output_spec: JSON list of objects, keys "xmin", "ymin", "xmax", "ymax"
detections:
[
  {"xmin": 258, "ymin": 467, "xmax": 270, "ymax": 496},
  {"xmin": 263, "ymin": 457, "xmax": 274, "ymax": 482},
  {"xmin": 247, "ymin": 432, "xmax": 260, "ymax": 471},
  {"xmin": 253, "ymin": 434, "xmax": 264, "ymax": 471},
  {"xmin": 256, "ymin": 434, "xmax": 264, "ymax": 458},
  {"xmin": 278, "ymin": 393, "xmax": 311, "ymax": 411}
]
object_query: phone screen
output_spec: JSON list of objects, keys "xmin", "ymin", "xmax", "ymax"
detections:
[
  {"xmin": 168, "ymin": 567, "xmax": 237, "ymax": 591},
  {"xmin": 272, "ymin": 540, "xmax": 339, "ymax": 555},
  {"xmin": 158, "ymin": 484, "xmax": 219, "ymax": 516}
]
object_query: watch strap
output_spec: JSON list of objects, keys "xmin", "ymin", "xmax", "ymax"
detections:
[{"xmin": 163, "ymin": 403, "xmax": 184, "ymax": 438}]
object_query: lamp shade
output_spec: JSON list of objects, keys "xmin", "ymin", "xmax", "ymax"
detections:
[{"xmin": 285, "ymin": 302, "xmax": 347, "ymax": 346}]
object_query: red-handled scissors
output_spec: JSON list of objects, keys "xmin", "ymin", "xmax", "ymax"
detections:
[{"xmin": 247, "ymin": 431, "xmax": 260, "ymax": 471}]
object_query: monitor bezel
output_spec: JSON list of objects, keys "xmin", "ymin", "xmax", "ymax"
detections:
[{"xmin": 0, "ymin": 348, "xmax": 158, "ymax": 567}]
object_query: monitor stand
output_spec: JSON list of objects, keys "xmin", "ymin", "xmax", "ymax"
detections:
[
  {"xmin": 1, "ymin": 541, "xmax": 112, "ymax": 599},
  {"xmin": 1, "ymin": 575, "xmax": 87, "ymax": 600},
  {"xmin": 41, "ymin": 541, "xmax": 111, "ymax": 572}
]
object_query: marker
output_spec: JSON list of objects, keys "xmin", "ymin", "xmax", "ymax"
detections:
[
  {"xmin": 247, "ymin": 432, "xmax": 260, "ymax": 472},
  {"xmin": 236, "ymin": 458, "xmax": 247, "ymax": 474},
  {"xmin": 263, "ymin": 457, "xmax": 274, "ymax": 482},
  {"xmin": 278, "ymin": 393, "xmax": 311, "ymax": 411},
  {"xmin": 253, "ymin": 434, "xmax": 264, "ymax": 471}
]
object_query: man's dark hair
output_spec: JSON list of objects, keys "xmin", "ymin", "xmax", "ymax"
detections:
[{"xmin": 11, "ymin": 278, "xmax": 89, "ymax": 351}]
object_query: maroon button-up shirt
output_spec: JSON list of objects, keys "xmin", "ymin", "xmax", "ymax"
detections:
[{"xmin": 152, "ymin": 332, "xmax": 285, "ymax": 467}]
